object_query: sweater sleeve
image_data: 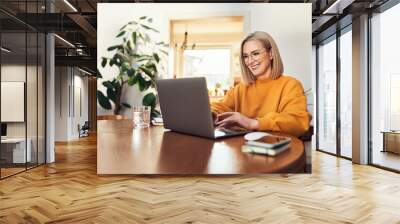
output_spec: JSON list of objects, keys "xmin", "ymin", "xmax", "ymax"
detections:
[
  {"xmin": 210, "ymin": 86, "xmax": 237, "ymax": 114},
  {"xmin": 256, "ymin": 79, "xmax": 310, "ymax": 137}
]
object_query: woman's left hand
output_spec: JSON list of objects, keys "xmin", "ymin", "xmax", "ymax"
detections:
[{"xmin": 215, "ymin": 112, "xmax": 259, "ymax": 130}]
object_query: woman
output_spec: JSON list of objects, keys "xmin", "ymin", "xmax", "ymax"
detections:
[{"xmin": 211, "ymin": 31, "xmax": 310, "ymax": 137}]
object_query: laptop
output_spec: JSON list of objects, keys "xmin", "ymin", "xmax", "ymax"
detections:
[{"xmin": 156, "ymin": 77, "xmax": 250, "ymax": 139}]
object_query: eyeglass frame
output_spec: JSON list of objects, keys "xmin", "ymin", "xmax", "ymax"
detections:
[{"xmin": 241, "ymin": 48, "xmax": 270, "ymax": 63}]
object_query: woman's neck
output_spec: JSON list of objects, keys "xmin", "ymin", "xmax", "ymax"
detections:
[{"xmin": 256, "ymin": 67, "xmax": 272, "ymax": 80}]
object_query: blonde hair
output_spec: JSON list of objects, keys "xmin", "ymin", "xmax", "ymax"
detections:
[{"xmin": 239, "ymin": 31, "xmax": 284, "ymax": 85}]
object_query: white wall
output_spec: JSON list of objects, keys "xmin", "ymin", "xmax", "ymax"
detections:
[
  {"xmin": 55, "ymin": 67, "xmax": 68, "ymax": 141},
  {"xmin": 55, "ymin": 67, "xmax": 89, "ymax": 141},
  {"xmin": 249, "ymin": 4, "xmax": 311, "ymax": 90},
  {"xmin": 72, "ymin": 73, "xmax": 89, "ymax": 138},
  {"xmin": 98, "ymin": 3, "xmax": 311, "ymax": 117}
]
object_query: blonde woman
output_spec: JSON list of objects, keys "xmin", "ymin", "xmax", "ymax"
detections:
[{"xmin": 212, "ymin": 31, "xmax": 310, "ymax": 137}]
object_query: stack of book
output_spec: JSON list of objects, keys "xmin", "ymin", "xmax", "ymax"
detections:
[{"xmin": 241, "ymin": 135, "xmax": 291, "ymax": 156}]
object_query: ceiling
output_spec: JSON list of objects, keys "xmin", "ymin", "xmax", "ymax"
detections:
[{"xmin": 0, "ymin": 0, "xmax": 392, "ymax": 72}]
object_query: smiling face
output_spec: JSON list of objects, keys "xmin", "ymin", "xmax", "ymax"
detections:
[{"xmin": 242, "ymin": 39, "xmax": 273, "ymax": 78}]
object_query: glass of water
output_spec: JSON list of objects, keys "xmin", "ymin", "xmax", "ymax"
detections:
[{"xmin": 133, "ymin": 106, "xmax": 151, "ymax": 128}]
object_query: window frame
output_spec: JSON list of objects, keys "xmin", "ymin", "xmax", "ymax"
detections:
[{"xmin": 315, "ymin": 24, "xmax": 353, "ymax": 161}]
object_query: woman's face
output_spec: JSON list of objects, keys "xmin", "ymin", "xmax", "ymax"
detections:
[{"xmin": 242, "ymin": 39, "xmax": 272, "ymax": 78}]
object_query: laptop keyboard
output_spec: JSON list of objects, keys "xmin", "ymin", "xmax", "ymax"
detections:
[{"xmin": 216, "ymin": 128, "xmax": 240, "ymax": 134}]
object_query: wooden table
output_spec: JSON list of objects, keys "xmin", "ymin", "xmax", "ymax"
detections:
[
  {"xmin": 381, "ymin": 131, "xmax": 400, "ymax": 154},
  {"xmin": 97, "ymin": 119, "xmax": 306, "ymax": 174}
]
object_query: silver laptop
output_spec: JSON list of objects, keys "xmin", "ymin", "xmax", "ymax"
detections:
[{"xmin": 156, "ymin": 77, "xmax": 250, "ymax": 139}]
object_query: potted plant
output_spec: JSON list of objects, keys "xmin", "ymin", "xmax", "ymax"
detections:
[{"xmin": 97, "ymin": 16, "xmax": 167, "ymax": 118}]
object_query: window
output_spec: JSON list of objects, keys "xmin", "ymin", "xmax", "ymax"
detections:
[
  {"xmin": 183, "ymin": 49, "xmax": 231, "ymax": 89},
  {"xmin": 317, "ymin": 36, "xmax": 337, "ymax": 155},
  {"xmin": 0, "ymin": 2, "xmax": 47, "ymax": 179},
  {"xmin": 371, "ymin": 2, "xmax": 400, "ymax": 171},
  {"xmin": 390, "ymin": 74, "xmax": 400, "ymax": 130},
  {"xmin": 340, "ymin": 28, "xmax": 352, "ymax": 158}
]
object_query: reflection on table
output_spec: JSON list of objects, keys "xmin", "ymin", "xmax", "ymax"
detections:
[{"xmin": 97, "ymin": 119, "xmax": 306, "ymax": 174}]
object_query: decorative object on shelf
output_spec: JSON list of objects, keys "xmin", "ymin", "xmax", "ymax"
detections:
[
  {"xmin": 97, "ymin": 16, "xmax": 168, "ymax": 118},
  {"xmin": 177, "ymin": 25, "xmax": 196, "ymax": 51}
]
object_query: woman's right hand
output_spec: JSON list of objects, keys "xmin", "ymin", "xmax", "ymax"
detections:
[{"xmin": 215, "ymin": 112, "xmax": 259, "ymax": 130}]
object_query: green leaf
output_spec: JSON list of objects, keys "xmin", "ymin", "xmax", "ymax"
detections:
[
  {"xmin": 120, "ymin": 24, "xmax": 127, "ymax": 31},
  {"xmin": 132, "ymin": 32, "xmax": 137, "ymax": 44},
  {"xmin": 140, "ymin": 24, "xmax": 151, "ymax": 30},
  {"xmin": 146, "ymin": 63, "xmax": 157, "ymax": 73},
  {"xmin": 114, "ymin": 54, "xmax": 125, "ymax": 64},
  {"xmin": 127, "ymin": 69, "xmax": 135, "ymax": 77},
  {"xmin": 122, "ymin": 102, "xmax": 131, "ymax": 108},
  {"xmin": 139, "ymin": 16, "xmax": 147, "ymax": 20},
  {"xmin": 107, "ymin": 45, "xmax": 120, "ymax": 51},
  {"xmin": 97, "ymin": 71, "xmax": 103, "ymax": 79},
  {"xmin": 116, "ymin": 30, "xmax": 126, "ymax": 37},
  {"xmin": 156, "ymin": 42, "xmax": 169, "ymax": 47},
  {"xmin": 101, "ymin": 57, "xmax": 107, "ymax": 67},
  {"xmin": 136, "ymin": 58, "xmax": 148, "ymax": 63},
  {"xmin": 102, "ymin": 81, "xmax": 114, "ymax": 89},
  {"xmin": 139, "ymin": 33, "xmax": 146, "ymax": 42},
  {"xmin": 128, "ymin": 21, "xmax": 138, "ymax": 25},
  {"xmin": 137, "ymin": 75, "xmax": 151, "ymax": 91},
  {"xmin": 137, "ymin": 33, "xmax": 149, "ymax": 43},
  {"xmin": 128, "ymin": 75, "xmax": 138, "ymax": 86},
  {"xmin": 137, "ymin": 75, "xmax": 145, "ymax": 91},
  {"xmin": 153, "ymin": 53, "xmax": 159, "ymax": 63},
  {"xmin": 121, "ymin": 62, "xmax": 130, "ymax": 72},
  {"xmin": 140, "ymin": 24, "xmax": 159, "ymax": 33},
  {"xmin": 147, "ymin": 18, "xmax": 153, "ymax": 23},
  {"xmin": 113, "ymin": 80, "xmax": 121, "ymax": 93},
  {"xmin": 97, "ymin": 90, "xmax": 112, "ymax": 110},
  {"xmin": 140, "ymin": 66, "xmax": 153, "ymax": 78},
  {"xmin": 109, "ymin": 59, "xmax": 116, "ymax": 67},
  {"xmin": 160, "ymin": 49, "xmax": 168, "ymax": 55},
  {"xmin": 143, "ymin": 93, "xmax": 156, "ymax": 107},
  {"xmin": 131, "ymin": 54, "xmax": 141, "ymax": 58},
  {"xmin": 106, "ymin": 88, "xmax": 117, "ymax": 103}
]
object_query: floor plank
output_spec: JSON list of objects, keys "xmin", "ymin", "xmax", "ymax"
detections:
[{"xmin": 0, "ymin": 135, "xmax": 399, "ymax": 223}]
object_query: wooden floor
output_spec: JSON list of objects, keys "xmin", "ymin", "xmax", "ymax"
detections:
[
  {"xmin": 1, "ymin": 135, "xmax": 400, "ymax": 223},
  {"xmin": 1, "ymin": 167, "xmax": 25, "ymax": 178}
]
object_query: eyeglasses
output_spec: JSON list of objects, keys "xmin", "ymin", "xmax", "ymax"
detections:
[{"xmin": 242, "ymin": 49, "xmax": 268, "ymax": 62}]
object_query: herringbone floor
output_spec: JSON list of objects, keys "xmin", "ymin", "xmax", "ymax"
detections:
[{"xmin": 1, "ymin": 135, "xmax": 400, "ymax": 224}]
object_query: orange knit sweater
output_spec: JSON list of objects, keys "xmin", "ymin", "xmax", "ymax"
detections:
[{"xmin": 211, "ymin": 75, "xmax": 311, "ymax": 137}]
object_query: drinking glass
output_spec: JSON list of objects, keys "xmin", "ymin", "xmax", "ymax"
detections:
[{"xmin": 133, "ymin": 106, "xmax": 151, "ymax": 128}]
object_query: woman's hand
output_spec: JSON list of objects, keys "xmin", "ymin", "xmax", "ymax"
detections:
[
  {"xmin": 215, "ymin": 112, "xmax": 259, "ymax": 130},
  {"xmin": 211, "ymin": 112, "xmax": 218, "ymax": 125}
]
